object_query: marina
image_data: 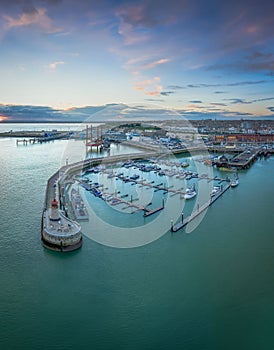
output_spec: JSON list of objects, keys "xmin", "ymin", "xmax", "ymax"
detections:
[
  {"xmin": 1, "ymin": 124, "xmax": 274, "ymax": 350},
  {"xmin": 6, "ymin": 123, "xmax": 270, "ymax": 249},
  {"xmin": 41, "ymin": 147, "xmax": 240, "ymax": 251},
  {"xmin": 2, "ymin": 0, "xmax": 274, "ymax": 344}
]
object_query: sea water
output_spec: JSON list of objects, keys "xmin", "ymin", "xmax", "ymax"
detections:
[{"xmin": 0, "ymin": 124, "xmax": 274, "ymax": 350}]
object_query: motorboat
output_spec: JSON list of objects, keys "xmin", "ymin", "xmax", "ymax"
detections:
[
  {"xmin": 130, "ymin": 174, "xmax": 140, "ymax": 180},
  {"xmin": 184, "ymin": 186, "xmax": 197, "ymax": 199},
  {"xmin": 231, "ymin": 178, "xmax": 239, "ymax": 187},
  {"xmin": 210, "ymin": 186, "xmax": 221, "ymax": 197}
]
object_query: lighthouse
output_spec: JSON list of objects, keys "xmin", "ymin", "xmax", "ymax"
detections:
[{"xmin": 49, "ymin": 198, "xmax": 60, "ymax": 221}]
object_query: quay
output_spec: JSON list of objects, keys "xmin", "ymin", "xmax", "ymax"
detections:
[
  {"xmin": 171, "ymin": 182, "xmax": 231, "ymax": 232},
  {"xmin": 228, "ymin": 148, "xmax": 260, "ymax": 169}
]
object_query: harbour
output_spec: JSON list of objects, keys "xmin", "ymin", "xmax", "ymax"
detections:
[
  {"xmin": 0, "ymin": 125, "xmax": 274, "ymax": 350},
  {"xmin": 41, "ymin": 144, "xmax": 241, "ymax": 251},
  {"xmin": 1, "ymin": 123, "xmax": 271, "ymax": 251},
  {"xmin": 2, "ymin": 0, "xmax": 274, "ymax": 347}
]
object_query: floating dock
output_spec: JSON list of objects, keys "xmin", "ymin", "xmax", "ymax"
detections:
[
  {"xmin": 171, "ymin": 182, "xmax": 231, "ymax": 232},
  {"xmin": 101, "ymin": 190, "xmax": 164, "ymax": 217}
]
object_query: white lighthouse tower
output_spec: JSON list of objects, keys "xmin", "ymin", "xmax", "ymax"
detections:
[{"xmin": 49, "ymin": 198, "xmax": 60, "ymax": 221}]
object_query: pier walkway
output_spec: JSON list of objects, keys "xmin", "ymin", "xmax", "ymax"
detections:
[
  {"xmin": 171, "ymin": 182, "xmax": 231, "ymax": 232},
  {"xmin": 80, "ymin": 180, "xmax": 164, "ymax": 217}
]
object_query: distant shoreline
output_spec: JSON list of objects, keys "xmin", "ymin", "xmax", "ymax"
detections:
[{"xmin": 1, "ymin": 117, "xmax": 274, "ymax": 124}]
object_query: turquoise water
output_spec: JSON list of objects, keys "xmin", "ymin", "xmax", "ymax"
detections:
[{"xmin": 1, "ymin": 126, "xmax": 274, "ymax": 349}]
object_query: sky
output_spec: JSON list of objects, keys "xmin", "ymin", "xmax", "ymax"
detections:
[{"xmin": 1, "ymin": 0, "xmax": 274, "ymax": 121}]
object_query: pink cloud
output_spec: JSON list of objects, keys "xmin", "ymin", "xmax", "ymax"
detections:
[
  {"xmin": 117, "ymin": 21, "xmax": 149, "ymax": 45},
  {"xmin": 145, "ymin": 87, "xmax": 162, "ymax": 96},
  {"xmin": 4, "ymin": 7, "xmax": 62, "ymax": 34},
  {"xmin": 46, "ymin": 61, "xmax": 65, "ymax": 70},
  {"xmin": 142, "ymin": 58, "xmax": 171, "ymax": 69},
  {"xmin": 115, "ymin": 5, "xmax": 152, "ymax": 45},
  {"xmin": 134, "ymin": 86, "xmax": 144, "ymax": 91},
  {"xmin": 247, "ymin": 25, "xmax": 258, "ymax": 33},
  {"xmin": 135, "ymin": 77, "xmax": 162, "ymax": 96}
]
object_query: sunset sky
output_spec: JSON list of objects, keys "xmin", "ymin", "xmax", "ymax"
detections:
[{"xmin": 1, "ymin": 0, "xmax": 274, "ymax": 121}]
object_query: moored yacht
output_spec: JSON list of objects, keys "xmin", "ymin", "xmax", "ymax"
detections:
[
  {"xmin": 184, "ymin": 186, "xmax": 197, "ymax": 199},
  {"xmin": 231, "ymin": 178, "xmax": 239, "ymax": 187},
  {"xmin": 210, "ymin": 186, "xmax": 221, "ymax": 197}
]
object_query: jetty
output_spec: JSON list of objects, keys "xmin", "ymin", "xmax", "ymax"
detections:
[
  {"xmin": 80, "ymin": 181, "xmax": 165, "ymax": 217},
  {"xmin": 105, "ymin": 193, "xmax": 164, "ymax": 217},
  {"xmin": 0, "ymin": 130, "xmax": 73, "ymax": 144},
  {"xmin": 171, "ymin": 182, "xmax": 231, "ymax": 232}
]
